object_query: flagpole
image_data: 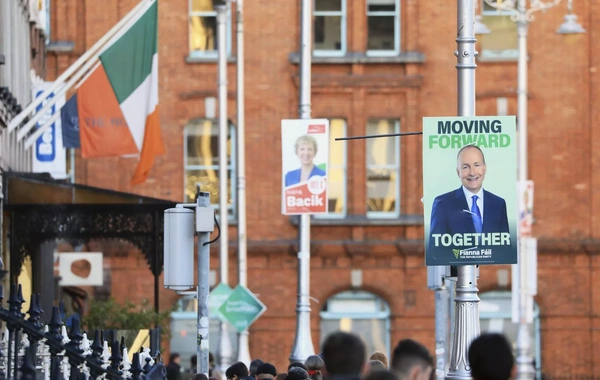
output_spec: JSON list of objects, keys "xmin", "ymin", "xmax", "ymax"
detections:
[
  {"xmin": 23, "ymin": 64, "xmax": 99, "ymax": 149},
  {"xmin": 216, "ymin": 2, "xmax": 233, "ymax": 371},
  {"xmin": 14, "ymin": 0, "xmax": 156, "ymax": 142},
  {"xmin": 25, "ymin": 112, "xmax": 61, "ymax": 149},
  {"xmin": 235, "ymin": 0, "xmax": 251, "ymax": 366},
  {"xmin": 7, "ymin": 0, "xmax": 151, "ymax": 133}
]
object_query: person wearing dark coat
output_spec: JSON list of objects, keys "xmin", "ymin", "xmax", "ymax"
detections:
[{"xmin": 166, "ymin": 353, "xmax": 183, "ymax": 380}]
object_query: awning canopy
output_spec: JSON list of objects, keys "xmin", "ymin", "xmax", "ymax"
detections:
[
  {"xmin": 2, "ymin": 172, "xmax": 176, "ymax": 311},
  {"xmin": 3, "ymin": 172, "xmax": 174, "ymax": 206}
]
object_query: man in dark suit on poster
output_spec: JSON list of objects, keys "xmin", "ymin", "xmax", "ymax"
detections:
[{"xmin": 428, "ymin": 144, "xmax": 510, "ymax": 255}]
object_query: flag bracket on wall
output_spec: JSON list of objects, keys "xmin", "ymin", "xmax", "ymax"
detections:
[{"xmin": 10, "ymin": 0, "xmax": 164, "ymax": 186}]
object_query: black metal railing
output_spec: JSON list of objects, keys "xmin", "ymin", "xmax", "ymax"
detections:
[{"xmin": 0, "ymin": 283, "xmax": 166, "ymax": 380}]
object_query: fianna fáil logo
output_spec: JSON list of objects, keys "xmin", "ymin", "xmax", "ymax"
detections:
[{"xmin": 453, "ymin": 249, "xmax": 460, "ymax": 259}]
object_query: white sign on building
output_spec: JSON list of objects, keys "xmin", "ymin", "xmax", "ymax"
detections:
[{"xmin": 31, "ymin": 81, "xmax": 67, "ymax": 179}]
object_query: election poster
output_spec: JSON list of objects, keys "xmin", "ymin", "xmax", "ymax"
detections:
[
  {"xmin": 423, "ymin": 116, "xmax": 518, "ymax": 266},
  {"xmin": 519, "ymin": 180, "xmax": 534, "ymax": 237},
  {"xmin": 281, "ymin": 119, "xmax": 329, "ymax": 215}
]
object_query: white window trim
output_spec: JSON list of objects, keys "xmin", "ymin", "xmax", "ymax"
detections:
[
  {"xmin": 45, "ymin": 0, "xmax": 51, "ymax": 43},
  {"xmin": 320, "ymin": 290, "xmax": 391, "ymax": 360},
  {"xmin": 479, "ymin": 0, "xmax": 518, "ymax": 59},
  {"xmin": 365, "ymin": 0, "xmax": 400, "ymax": 57},
  {"xmin": 479, "ymin": 49, "xmax": 519, "ymax": 60},
  {"xmin": 315, "ymin": 119, "xmax": 347, "ymax": 219},
  {"xmin": 313, "ymin": 0, "xmax": 347, "ymax": 57},
  {"xmin": 188, "ymin": 2, "xmax": 233, "ymax": 58},
  {"xmin": 477, "ymin": 291, "xmax": 542, "ymax": 379},
  {"xmin": 183, "ymin": 120, "xmax": 237, "ymax": 219},
  {"xmin": 366, "ymin": 120, "xmax": 400, "ymax": 218},
  {"xmin": 171, "ymin": 295, "xmax": 241, "ymax": 366},
  {"xmin": 481, "ymin": 0, "xmax": 513, "ymax": 16}
]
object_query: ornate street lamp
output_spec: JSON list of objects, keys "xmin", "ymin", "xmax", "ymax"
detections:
[{"xmin": 476, "ymin": 1, "xmax": 585, "ymax": 379}]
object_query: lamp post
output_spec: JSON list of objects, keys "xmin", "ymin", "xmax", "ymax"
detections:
[
  {"xmin": 215, "ymin": 1, "xmax": 233, "ymax": 371},
  {"xmin": 477, "ymin": 1, "xmax": 584, "ymax": 379},
  {"xmin": 234, "ymin": 0, "xmax": 252, "ymax": 367},
  {"xmin": 289, "ymin": 0, "xmax": 316, "ymax": 363},
  {"xmin": 446, "ymin": 2, "xmax": 480, "ymax": 378}
]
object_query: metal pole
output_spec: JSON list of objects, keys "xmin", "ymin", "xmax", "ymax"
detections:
[
  {"xmin": 517, "ymin": 1, "xmax": 528, "ymax": 184},
  {"xmin": 0, "ymin": 181, "xmax": 3, "ymax": 272},
  {"xmin": 446, "ymin": 0, "xmax": 480, "ymax": 378},
  {"xmin": 197, "ymin": 192, "xmax": 212, "ymax": 376},
  {"xmin": 447, "ymin": 278, "xmax": 456, "ymax": 369},
  {"xmin": 216, "ymin": 4, "xmax": 233, "ymax": 371},
  {"xmin": 289, "ymin": 0, "xmax": 315, "ymax": 363},
  {"xmin": 235, "ymin": 0, "xmax": 251, "ymax": 366},
  {"xmin": 434, "ymin": 284, "xmax": 450, "ymax": 380},
  {"xmin": 515, "ymin": 1, "xmax": 534, "ymax": 378}
]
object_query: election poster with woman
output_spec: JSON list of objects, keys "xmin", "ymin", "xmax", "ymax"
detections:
[{"xmin": 281, "ymin": 119, "xmax": 330, "ymax": 215}]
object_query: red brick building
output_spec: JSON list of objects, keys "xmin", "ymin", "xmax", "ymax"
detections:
[{"xmin": 41, "ymin": 0, "xmax": 600, "ymax": 377}]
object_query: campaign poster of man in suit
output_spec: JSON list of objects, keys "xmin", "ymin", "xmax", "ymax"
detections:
[{"xmin": 423, "ymin": 116, "xmax": 518, "ymax": 266}]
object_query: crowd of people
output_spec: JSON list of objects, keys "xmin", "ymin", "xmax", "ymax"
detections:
[{"xmin": 166, "ymin": 331, "xmax": 516, "ymax": 380}]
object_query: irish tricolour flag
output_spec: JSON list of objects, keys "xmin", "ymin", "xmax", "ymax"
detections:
[{"xmin": 77, "ymin": 0, "xmax": 164, "ymax": 185}]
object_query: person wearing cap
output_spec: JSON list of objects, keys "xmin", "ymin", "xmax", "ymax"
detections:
[
  {"xmin": 255, "ymin": 363, "xmax": 278, "ymax": 380},
  {"xmin": 285, "ymin": 367, "xmax": 310, "ymax": 380},
  {"xmin": 288, "ymin": 362, "xmax": 308, "ymax": 372},
  {"xmin": 250, "ymin": 360, "xmax": 265, "ymax": 378}
]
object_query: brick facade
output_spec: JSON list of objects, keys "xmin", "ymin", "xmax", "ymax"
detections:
[{"xmin": 46, "ymin": 0, "xmax": 600, "ymax": 377}]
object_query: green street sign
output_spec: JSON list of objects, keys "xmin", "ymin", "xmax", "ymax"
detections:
[
  {"xmin": 209, "ymin": 283, "xmax": 233, "ymax": 321},
  {"xmin": 218, "ymin": 285, "xmax": 267, "ymax": 333}
]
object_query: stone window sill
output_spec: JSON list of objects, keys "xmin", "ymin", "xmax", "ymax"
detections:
[
  {"xmin": 477, "ymin": 52, "xmax": 529, "ymax": 63},
  {"xmin": 288, "ymin": 51, "xmax": 426, "ymax": 65},
  {"xmin": 46, "ymin": 41, "xmax": 75, "ymax": 53},
  {"xmin": 477, "ymin": 56, "xmax": 519, "ymax": 63},
  {"xmin": 186, "ymin": 56, "xmax": 237, "ymax": 64},
  {"xmin": 289, "ymin": 214, "xmax": 424, "ymax": 226}
]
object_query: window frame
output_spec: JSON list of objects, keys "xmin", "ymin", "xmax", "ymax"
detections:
[
  {"xmin": 481, "ymin": 0, "xmax": 513, "ymax": 16},
  {"xmin": 170, "ymin": 295, "xmax": 240, "ymax": 368},
  {"xmin": 314, "ymin": 118, "xmax": 347, "ymax": 219},
  {"xmin": 44, "ymin": 0, "xmax": 51, "ymax": 44},
  {"xmin": 313, "ymin": 0, "xmax": 347, "ymax": 57},
  {"xmin": 365, "ymin": 0, "xmax": 401, "ymax": 57},
  {"xmin": 477, "ymin": 291, "xmax": 542, "ymax": 379},
  {"xmin": 365, "ymin": 119, "xmax": 401, "ymax": 219},
  {"xmin": 188, "ymin": 0, "xmax": 233, "ymax": 59},
  {"xmin": 320, "ymin": 290, "xmax": 391, "ymax": 360},
  {"xmin": 183, "ymin": 119, "xmax": 237, "ymax": 220},
  {"xmin": 479, "ymin": 0, "xmax": 518, "ymax": 60}
]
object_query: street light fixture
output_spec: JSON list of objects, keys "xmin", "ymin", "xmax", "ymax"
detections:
[
  {"xmin": 557, "ymin": 0, "xmax": 585, "ymax": 34},
  {"xmin": 476, "ymin": 1, "xmax": 584, "ymax": 379}
]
